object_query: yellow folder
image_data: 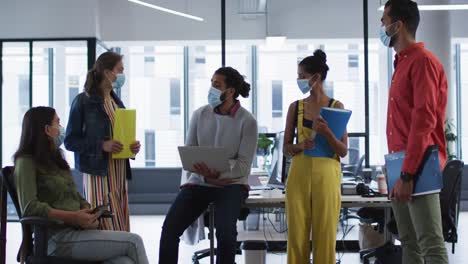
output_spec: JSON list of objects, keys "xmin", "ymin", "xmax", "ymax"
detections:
[{"xmin": 112, "ymin": 109, "xmax": 136, "ymax": 159}]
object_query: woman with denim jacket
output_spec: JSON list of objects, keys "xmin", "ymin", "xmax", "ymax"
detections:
[{"xmin": 65, "ymin": 51, "xmax": 140, "ymax": 232}]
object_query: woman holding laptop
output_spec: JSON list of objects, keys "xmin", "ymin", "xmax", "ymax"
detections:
[
  {"xmin": 159, "ymin": 67, "xmax": 258, "ymax": 264},
  {"xmin": 283, "ymin": 49, "xmax": 348, "ymax": 264}
]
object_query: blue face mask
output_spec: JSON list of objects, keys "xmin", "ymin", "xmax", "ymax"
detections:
[
  {"xmin": 297, "ymin": 79, "xmax": 311, "ymax": 94},
  {"xmin": 379, "ymin": 23, "xmax": 397, "ymax": 48},
  {"xmin": 208, "ymin": 87, "xmax": 223, "ymax": 108},
  {"xmin": 112, "ymin": 73, "xmax": 126, "ymax": 89},
  {"xmin": 53, "ymin": 126, "xmax": 65, "ymax": 148},
  {"xmin": 379, "ymin": 26, "xmax": 391, "ymax": 47}
]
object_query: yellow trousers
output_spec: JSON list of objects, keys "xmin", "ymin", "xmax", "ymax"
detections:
[{"xmin": 285, "ymin": 155, "xmax": 341, "ymax": 264}]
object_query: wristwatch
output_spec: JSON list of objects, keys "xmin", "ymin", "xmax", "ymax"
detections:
[{"xmin": 400, "ymin": 172, "xmax": 414, "ymax": 182}]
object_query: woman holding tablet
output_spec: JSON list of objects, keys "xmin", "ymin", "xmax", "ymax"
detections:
[
  {"xmin": 283, "ymin": 50, "xmax": 348, "ymax": 264},
  {"xmin": 159, "ymin": 67, "xmax": 258, "ymax": 264}
]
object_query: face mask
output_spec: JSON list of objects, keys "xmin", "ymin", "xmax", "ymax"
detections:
[
  {"xmin": 112, "ymin": 73, "xmax": 126, "ymax": 89},
  {"xmin": 297, "ymin": 79, "xmax": 311, "ymax": 94},
  {"xmin": 208, "ymin": 87, "xmax": 223, "ymax": 108},
  {"xmin": 53, "ymin": 126, "xmax": 65, "ymax": 147},
  {"xmin": 379, "ymin": 23, "xmax": 398, "ymax": 47}
]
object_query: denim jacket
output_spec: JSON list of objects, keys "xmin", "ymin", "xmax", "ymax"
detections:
[{"xmin": 65, "ymin": 91, "xmax": 132, "ymax": 179}]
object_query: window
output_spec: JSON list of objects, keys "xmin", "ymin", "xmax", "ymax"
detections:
[
  {"xmin": 348, "ymin": 54, "xmax": 359, "ymax": 68},
  {"xmin": 257, "ymin": 43, "xmax": 302, "ymax": 132},
  {"xmin": 3, "ymin": 39, "xmax": 395, "ymax": 168},
  {"xmin": 170, "ymin": 78, "xmax": 181, "ymax": 115},
  {"xmin": 69, "ymin": 87, "xmax": 79, "ymax": 107},
  {"xmin": 459, "ymin": 43, "xmax": 468, "ymax": 160},
  {"xmin": 342, "ymin": 137, "xmax": 366, "ymax": 168},
  {"xmin": 30, "ymin": 41, "xmax": 88, "ymax": 167},
  {"xmin": 144, "ymin": 46, "xmax": 155, "ymax": 77},
  {"xmin": 93, "ymin": 39, "xmax": 393, "ymax": 167},
  {"xmin": 69, "ymin": 76, "xmax": 79, "ymax": 107},
  {"xmin": 188, "ymin": 44, "xmax": 252, "ymax": 121},
  {"xmin": 195, "ymin": 57, "xmax": 206, "ymax": 64},
  {"xmin": 194, "ymin": 46, "xmax": 206, "ymax": 64},
  {"xmin": 297, "ymin": 44, "xmax": 308, "ymax": 51},
  {"xmin": 272, "ymin": 80, "xmax": 283, "ymax": 118},
  {"xmin": 323, "ymin": 81, "xmax": 334, "ymax": 100},
  {"xmin": 144, "ymin": 56, "xmax": 155, "ymax": 76},
  {"xmin": 257, "ymin": 40, "xmax": 388, "ymax": 164},
  {"xmin": 2, "ymin": 42, "xmax": 30, "ymax": 167},
  {"xmin": 18, "ymin": 75, "xmax": 29, "ymax": 116},
  {"xmin": 119, "ymin": 45, "xmax": 185, "ymax": 167},
  {"xmin": 145, "ymin": 130, "xmax": 156, "ymax": 167}
]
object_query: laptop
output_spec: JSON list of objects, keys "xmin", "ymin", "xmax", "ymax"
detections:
[
  {"xmin": 248, "ymin": 173, "xmax": 272, "ymax": 190},
  {"xmin": 178, "ymin": 146, "xmax": 231, "ymax": 172}
]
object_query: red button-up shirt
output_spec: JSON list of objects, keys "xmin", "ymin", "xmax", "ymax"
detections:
[{"xmin": 387, "ymin": 42, "xmax": 448, "ymax": 175}]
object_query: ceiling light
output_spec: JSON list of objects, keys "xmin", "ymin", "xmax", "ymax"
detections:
[
  {"xmin": 128, "ymin": 0, "xmax": 204, "ymax": 21},
  {"xmin": 378, "ymin": 4, "xmax": 468, "ymax": 11}
]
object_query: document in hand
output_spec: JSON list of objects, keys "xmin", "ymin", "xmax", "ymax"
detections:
[
  {"xmin": 178, "ymin": 146, "xmax": 231, "ymax": 173},
  {"xmin": 384, "ymin": 145, "xmax": 443, "ymax": 197},
  {"xmin": 304, "ymin": 107, "xmax": 352, "ymax": 158},
  {"xmin": 112, "ymin": 109, "xmax": 136, "ymax": 159}
]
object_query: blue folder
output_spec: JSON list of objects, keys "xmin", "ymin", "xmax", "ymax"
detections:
[
  {"xmin": 384, "ymin": 145, "xmax": 443, "ymax": 197},
  {"xmin": 304, "ymin": 107, "xmax": 352, "ymax": 158}
]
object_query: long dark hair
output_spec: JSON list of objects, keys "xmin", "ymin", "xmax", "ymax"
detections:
[
  {"xmin": 13, "ymin": 107, "xmax": 70, "ymax": 170},
  {"xmin": 214, "ymin": 67, "xmax": 251, "ymax": 98},
  {"xmin": 84, "ymin": 51, "xmax": 122, "ymax": 97}
]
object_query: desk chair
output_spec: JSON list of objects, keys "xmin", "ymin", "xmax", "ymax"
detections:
[
  {"xmin": 1, "ymin": 166, "xmax": 100, "ymax": 264},
  {"xmin": 342, "ymin": 154, "xmax": 365, "ymax": 181},
  {"xmin": 192, "ymin": 203, "xmax": 249, "ymax": 264},
  {"xmin": 440, "ymin": 159, "xmax": 464, "ymax": 253},
  {"xmin": 0, "ymin": 170, "xmax": 7, "ymax": 264}
]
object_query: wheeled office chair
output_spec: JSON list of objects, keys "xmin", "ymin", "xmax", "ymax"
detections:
[
  {"xmin": 0, "ymin": 166, "xmax": 100, "ymax": 264},
  {"xmin": 342, "ymin": 148, "xmax": 365, "ymax": 181},
  {"xmin": 439, "ymin": 159, "xmax": 464, "ymax": 253}
]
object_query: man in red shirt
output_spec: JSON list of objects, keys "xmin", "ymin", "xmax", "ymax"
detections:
[{"xmin": 381, "ymin": 0, "xmax": 448, "ymax": 263}]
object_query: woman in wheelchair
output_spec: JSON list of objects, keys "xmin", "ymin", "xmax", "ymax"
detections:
[
  {"xmin": 13, "ymin": 106, "xmax": 149, "ymax": 264},
  {"xmin": 158, "ymin": 67, "xmax": 258, "ymax": 264}
]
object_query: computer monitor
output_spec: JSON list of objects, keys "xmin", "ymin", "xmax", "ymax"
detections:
[{"xmin": 267, "ymin": 132, "xmax": 290, "ymax": 189}]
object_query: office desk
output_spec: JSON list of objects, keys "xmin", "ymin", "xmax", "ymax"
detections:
[{"xmin": 245, "ymin": 189, "xmax": 392, "ymax": 252}]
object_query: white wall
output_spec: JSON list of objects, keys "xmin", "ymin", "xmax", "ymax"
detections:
[
  {"xmin": 0, "ymin": 0, "xmax": 99, "ymax": 39},
  {"xmin": 450, "ymin": 0, "xmax": 468, "ymax": 38}
]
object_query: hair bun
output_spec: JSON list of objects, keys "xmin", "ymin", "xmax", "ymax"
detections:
[
  {"xmin": 239, "ymin": 81, "xmax": 251, "ymax": 98},
  {"xmin": 313, "ymin": 49, "xmax": 327, "ymax": 64}
]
